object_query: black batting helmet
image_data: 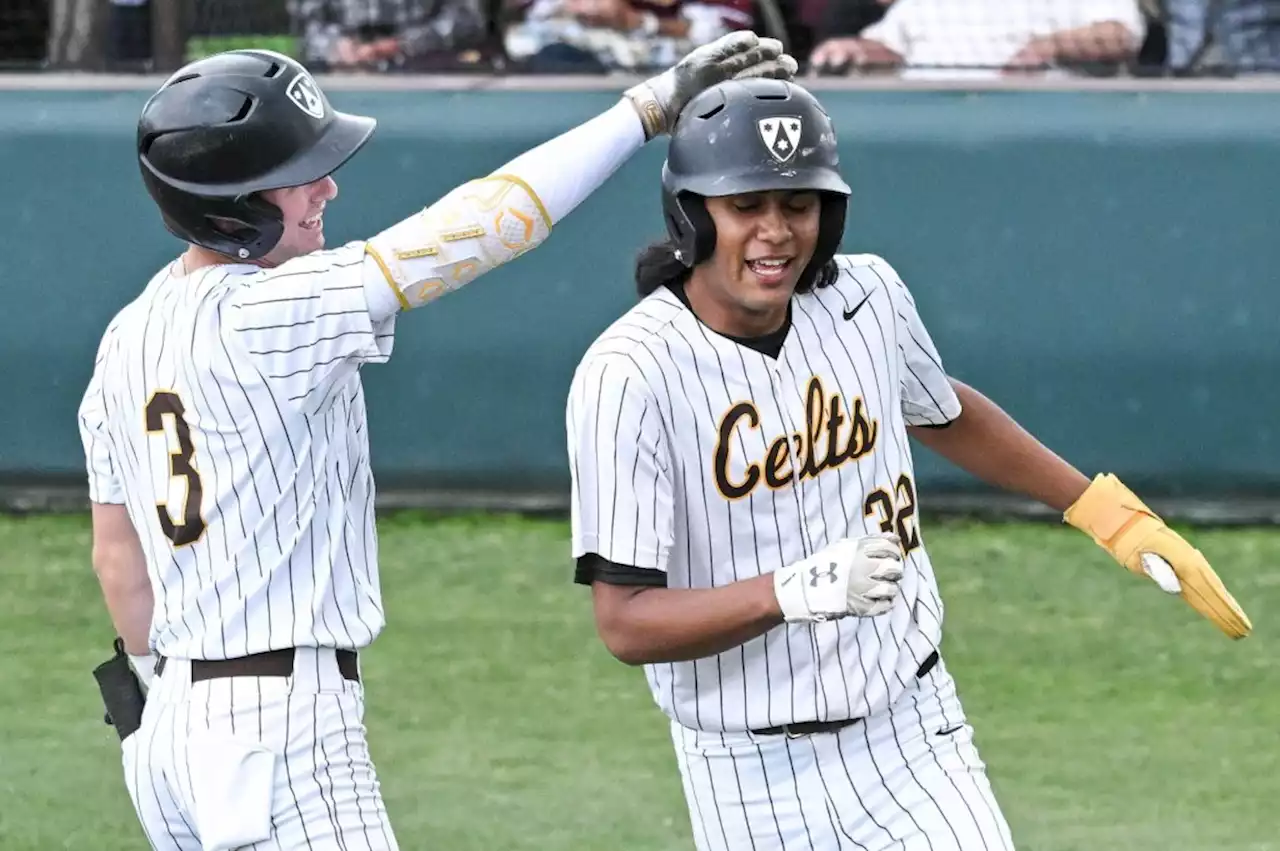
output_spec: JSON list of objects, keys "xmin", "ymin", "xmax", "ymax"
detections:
[
  {"xmin": 137, "ymin": 49, "xmax": 376, "ymax": 260},
  {"xmin": 661, "ymin": 78, "xmax": 851, "ymax": 290}
]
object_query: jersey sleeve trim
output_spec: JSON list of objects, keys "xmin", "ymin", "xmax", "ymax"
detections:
[
  {"xmin": 572, "ymin": 533, "xmax": 667, "ymax": 571},
  {"xmin": 363, "ymin": 243, "xmax": 412, "ymax": 312},
  {"xmin": 574, "ymin": 553, "xmax": 669, "ymax": 587},
  {"xmin": 911, "ymin": 417, "xmax": 956, "ymax": 429}
]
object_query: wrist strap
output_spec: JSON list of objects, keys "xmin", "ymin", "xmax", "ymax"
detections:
[{"xmin": 622, "ymin": 83, "xmax": 667, "ymax": 141}]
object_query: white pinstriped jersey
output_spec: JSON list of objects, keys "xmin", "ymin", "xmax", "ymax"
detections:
[
  {"xmin": 567, "ymin": 253, "xmax": 961, "ymax": 734},
  {"xmin": 77, "ymin": 242, "xmax": 395, "ymax": 661}
]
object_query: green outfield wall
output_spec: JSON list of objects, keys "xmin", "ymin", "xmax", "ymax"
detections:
[{"xmin": 3, "ymin": 85, "xmax": 1279, "ymax": 505}]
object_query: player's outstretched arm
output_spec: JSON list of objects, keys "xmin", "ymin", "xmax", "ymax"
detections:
[
  {"xmin": 909, "ymin": 378, "xmax": 1253, "ymax": 640},
  {"xmin": 232, "ymin": 32, "xmax": 796, "ymax": 413},
  {"xmin": 359, "ymin": 31, "xmax": 798, "ymax": 320},
  {"xmin": 587, "ymin": 536, "xmax": 905, "ymax": 665}
]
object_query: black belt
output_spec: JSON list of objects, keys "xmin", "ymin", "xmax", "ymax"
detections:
[
  {"xmin": 750, "ymin": 650, "xmax": 939, "ymax": 738},
  {"xmin": 154, "ymin": 648, "xmax": 360, "ymax": 683}
]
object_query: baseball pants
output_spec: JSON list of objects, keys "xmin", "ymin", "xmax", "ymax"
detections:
[
  {"xmin": 669, "ymin": 657, "xmax": 1016, "ymax": 851},
  {"xmin": 121, "ymin": 647, "xmax": 399, "ymax": 851}
]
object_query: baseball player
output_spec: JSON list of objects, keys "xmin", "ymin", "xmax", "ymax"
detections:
[
  {"xmin": 565, "ymin": 78, "xmax": 1253, "ymax": 850},
  {"xmin": 77, "ymin": 36, "xmax": 798, "ymax": 850}
]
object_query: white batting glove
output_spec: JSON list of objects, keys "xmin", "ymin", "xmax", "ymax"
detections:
[
  {"xmin": 624, "ymin": 31, "xmax": 799, "ymax": 140},
  {"xmin": 773, "ymin": 534, "xmax": 905, "ymax": 623}
]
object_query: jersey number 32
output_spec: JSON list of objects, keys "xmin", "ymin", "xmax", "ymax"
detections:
[
  {"xmin": 863, "ymin": 473, "xmax": 921, "ymax": 554},
  {"xmin": 145, "ymin": 391, "xmax": 207, "ymax": 547}
]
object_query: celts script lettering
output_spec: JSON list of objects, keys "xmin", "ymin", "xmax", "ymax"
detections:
[{"xmin": 713, "ymin": 376, "xmax": 878, "ymax": 500}]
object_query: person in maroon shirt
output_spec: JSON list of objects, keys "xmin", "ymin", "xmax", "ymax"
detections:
[{"xmin": 788, "ymin": 0, "xmax": 890, "ymax": 64}]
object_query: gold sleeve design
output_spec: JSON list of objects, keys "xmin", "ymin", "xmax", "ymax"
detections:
[{"xmin": 363, "ymin": 174, "xmax": 553, "ymax": 310}]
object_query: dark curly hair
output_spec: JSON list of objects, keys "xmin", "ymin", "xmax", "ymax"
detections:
[{"xmin": 634, "ymin": 238, "xmax": 839, "ymax": 298}]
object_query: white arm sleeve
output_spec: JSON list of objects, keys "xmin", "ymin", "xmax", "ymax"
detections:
[
  {"xmin": 567, "ymin": 354, "xmax": 674, "ymax": 571},
  {"xmin": 362, "ymin": 100, "xmax": 646, "ymax": 321},
  {"xmin": 875, "ymin": 258, "xmax": 961, "ymax": 426},
  {"xmin": 78, "ymin": 333, "xmax": 125, "ymax": 505}
]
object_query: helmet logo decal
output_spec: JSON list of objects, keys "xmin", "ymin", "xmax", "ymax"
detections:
[
  {"xmin": 757, "ymin": 116, "xmax": 802, "ymax": 164},
  {"xmin": 286, "ymin": 72, "xmax": 325, "ymax": 120}
]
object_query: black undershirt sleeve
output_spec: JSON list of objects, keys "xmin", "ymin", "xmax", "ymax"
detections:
[{"xmin": 574, "ymin": 553, "xmax": 668, "ymax": 588}]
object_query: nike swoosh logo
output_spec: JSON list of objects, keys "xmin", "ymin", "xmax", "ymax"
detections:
[
  {"xmin": 936, "ymin": 724, "xmax": 964, "ymax": 737},
  {"xmin": 842, "ymin": 291, "xmax": 873, "ymax": 321}
]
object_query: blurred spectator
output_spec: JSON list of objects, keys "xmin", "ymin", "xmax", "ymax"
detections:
[
  {"xmin": 288, "ymin": 0, "xmax": 491, "ymax": 71},
  {"xmin": 1162, "ymin": 0, "xmax": 1280, "ymax": 74},
  {"xmin": 48, "ymin": 0, "xmax": 101, "ymax": 68},
  {"xmin": 786, "ymin": 0, "xmax": 889, "ymax": 61},
  {"xmin": 809, "ymin": 0, "xmax": 1147, "ymax": 79},
  {"xmin": 502, "ymin": 0, "xmax": 753, "ymax": 73}
]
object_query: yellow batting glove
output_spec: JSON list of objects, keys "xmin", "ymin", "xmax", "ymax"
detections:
[{"xmin": 1064, "ymin": 473, "xmax": 1253, "ymax": 640}]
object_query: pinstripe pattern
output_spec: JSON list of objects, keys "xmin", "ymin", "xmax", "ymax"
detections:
[
  {"xmin": 80, "ymin": 247, "xmax": 400, "ymax": 850},
  {"xmin": 567, "ymin": 254, "xmax": 957, "ymax": 733},
  {"xmin": 568, "ymin": 253, "xmax": 1017, "ymax": 849},
  {"xmin": 76, "ymin": 245, "xmax": 394, "ymax": 661},
  {"xmin": 121, "ymin": 649, "xmax": 398, "ymax": 850},
  {"xmin": 671, "ymin": 661, "xmax": 1014, "ymax": 850}
]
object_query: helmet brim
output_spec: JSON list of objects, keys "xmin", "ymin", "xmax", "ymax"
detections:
[
  {"xmin": 668, "ymin": 165, "xmax": 851, "ymax": 199},
  {"xmin": 143, "ymin": 110, "xmax": 377, "ymax": 199}
]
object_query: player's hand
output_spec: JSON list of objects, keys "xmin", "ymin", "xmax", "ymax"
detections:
[
  {"xmin": 623, "ymin": 30, "xmax": 799, "ymax": 140},
  {"xmin": 773, "ymin": 534, "xmax": 905, "ymax": 623},
  {"xmin": 1064, "ymin": 473, "xmax": 1253, "ymax": 639},
  {"xmin": 1002, "ymin": 36, "xmax": 1058, "ymax": 75},
  {"xmin": 807, "ymin": 37, "xmax": 902, "ymax": 77}
]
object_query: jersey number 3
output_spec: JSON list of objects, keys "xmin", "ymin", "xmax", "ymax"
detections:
[{"xmin": 145, "ymin": 391, "xmax": 206, "ymax": 547}]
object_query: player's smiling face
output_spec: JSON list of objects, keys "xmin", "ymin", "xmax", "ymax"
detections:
[
  {"xmin": 689, "ymin": 190, "xmax": 821, "ymax": 336},
  {"xmin": 259, "ymin": 175, "xmax": 339, "ymax": 265}
]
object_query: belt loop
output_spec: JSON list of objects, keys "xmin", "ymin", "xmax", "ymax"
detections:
[{"xmin": 151, "ymin": 656, "xmax": 193, "ymax": 703}]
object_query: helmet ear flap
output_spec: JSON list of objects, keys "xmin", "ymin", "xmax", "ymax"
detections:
[
  {"xmin": 685, "ymin": 195, "xmax": 717, "ymax": 266},
  {"xmin": 662, "ymin": 189, "xmax": 717, "ymax": 268},
  {"xmin": 153, "ymin": 190, "xmax": 285, "ymax": 260}
]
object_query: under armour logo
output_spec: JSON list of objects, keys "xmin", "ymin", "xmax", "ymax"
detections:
[
  {"xmin": 286, "ymin": 72, "xmax": 325, "ymax": 120},
  {"xmin": 808, "ymin": 563, "xmax": 839, "ymax": 587},
  {"xmin": 758, "ymin": 116, "xmax": 803, "ymax": 164}
]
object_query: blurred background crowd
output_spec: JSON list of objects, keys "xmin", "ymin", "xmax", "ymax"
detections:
[{"xmin": 2, "ymin": 0, "xmax": 1277, "ymax": 80}]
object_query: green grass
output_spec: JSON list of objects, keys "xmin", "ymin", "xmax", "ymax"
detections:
[{"xmin": 1, "ymin": 512, "xmax": 1275, "ymax": 850}]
